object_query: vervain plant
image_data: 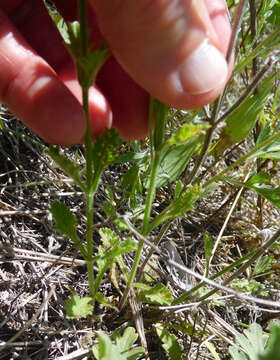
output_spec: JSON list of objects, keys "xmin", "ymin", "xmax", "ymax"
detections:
[{"xmin": 40, "ymin": 0, "xmax": 280, "ymax": 358}]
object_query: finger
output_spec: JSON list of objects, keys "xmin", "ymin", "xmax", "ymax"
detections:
[
  {"xmin": 0, "ymin": 6, "xmax": 111, "ymax": 145},
  {"xmin": 96, "ymin": 57, "xmax": 150, "ymax": 140},
  {"xmin": 53, "ymin": 0, "xmax": 151, "ymax": 140},
  {"xmin": 91, "ymin": 0, "xmax": 232, "ymax": 109}
]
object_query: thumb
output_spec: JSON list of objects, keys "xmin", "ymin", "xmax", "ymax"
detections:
[{"xmin": 90, "ymin": 0, "xmax": 231, "ymax": 109}]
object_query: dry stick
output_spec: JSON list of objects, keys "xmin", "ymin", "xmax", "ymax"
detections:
[
  {"xmin": 122, "ymin": 216, "xmax": 280, "ymax": 309},
  {"xmin": 0, "ymin": 286, "xmax": 56, "ymax": 352},
  {"xmin": 185, "ymin": 0, "xmax": 248, "ymax": 186},
  {"xmin": 207, "ymin": 170, "xmax": 251, "ymax": 269},
  {"xmin": 198, "ymin": 227, "xmax": 280, "ymax": 303}
]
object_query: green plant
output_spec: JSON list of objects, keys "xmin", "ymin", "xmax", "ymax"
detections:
[
  {"xmin": 92, "ymin": 327, "xmax": 144, "ymax": 360},
  {"xmin": 31, "ymin": 0, "xmax": 280, "ymax": 358},
  {"xmin": 229, "ymin": 323, "xmax": 280, "ymax": 360}
]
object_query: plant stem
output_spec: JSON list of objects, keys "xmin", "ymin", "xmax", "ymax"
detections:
[
  {"xmin": 119, "ymin": 149, "xmax": 161, "ymax": 310},
  {"xmin": 78, "ymin": 0, "xmax": 96, "ymax": 300}
]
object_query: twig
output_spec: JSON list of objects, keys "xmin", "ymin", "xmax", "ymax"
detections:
[
  {"xmin": 0, "ymin": 286, "xmax": 55, "ymax": 352},
  {"xmin": 216, "ymin": 58, "xmax": 274, "ymax": 125},
  {"xmin": 198, "ymin": 227, "xmax": 280, "ymax": 302},
  {"xmin": 208, "ymin": 170, "xmax": 251, "ymax": 268},
  {"xmin": 122, "ymin": 216, "xmax": 280, "ymax": 309}
]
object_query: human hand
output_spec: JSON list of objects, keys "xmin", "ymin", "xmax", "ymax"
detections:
[{"xmin": 0, "ymin": 0, "xmax": 232, "ymax": 145}]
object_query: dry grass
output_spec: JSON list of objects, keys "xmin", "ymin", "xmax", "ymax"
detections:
[{"xmin": 0, "ymin": 107, "xmax": 280, "ymax": 360}]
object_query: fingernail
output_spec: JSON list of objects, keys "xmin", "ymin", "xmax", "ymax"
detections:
[{"xmin": 175, "ymin": 39, "xmax": 228, "ymax": 95}]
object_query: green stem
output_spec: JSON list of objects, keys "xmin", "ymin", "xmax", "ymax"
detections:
[
  {"xmin": 78, "ymin": 0, "xmax": 97, "ymax": 300},
  {"xmin": 86, "ymin": 172, "xmax": 103, "ymax": 300},
  {"xmin": 119, "ymin": 149, "xmax": 161, "ymax": 310}
]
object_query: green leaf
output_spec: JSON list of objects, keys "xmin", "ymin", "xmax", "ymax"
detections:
[
  {"xmin": 138, "ymin": 283, "xmax": 174, "ymax": 305},
  {"xmin": 122, "ymin": 165, "xmax": 142, "ymax": 208},
  {"xmin": 214, "ymin": 76, "xmax": 274, "ymax": 157},
  {"xmin": 267, "ymin": 1, "xmax": 280, "ymax": 26},
  {"xmin": 92, "ymin": 328, "xmax": 144, "ymax": 360},
  {"xmin": 230, "ymin": 323, "xmax": 269, "ymax": 360},
  {"xmin": 65, "ymin": 21, "xmax": 110, "ymax": 87},
  {"xmin": 50, "ymin": 201, "xmax": 87, "ymax": 258},
  {"xmin": 223, "ymin": 173, "xmax": 280, "ymax": 209},
  {"xmin": 168, "ymin": 122, "xmax": 209, "ymax": 144},
  {"xmin": 231, "ymin": 279, "xmax": 266, "ymax": 295},
  {"xmin": 156, "ymin": 325, "xmax": 183, "ymax": 360},
  {"xmin": 174, "ymin": 180, "xmax": 183, "ymax": 200},
  {"xmin": 64, "ymin": 293, "xmax": 93, "ymax": 319},
  {"xmin": 92, "ymin": 332, "xmax": 122, "ymax": 360},
  {"xmin": 46, "ymin": 147, "xmax": 86, "ymax": 191},
  {"xmin": 258, "ymin": 324, "xmax": 280, "ymax": 360},
  {"xmin": 154, "ymin": 134, "xmax": 202, "ymax": 188},
  {"xmin": 253, "ymin": 256, "xmax": 274, "ymax": 275},
  {"xmin": 251, "ymin": 131, "xmax": 280, "ymax": 160},
  {"xmin": 114, "ymin": 327, "xmax": 138, "ymax": 354},
  {"xmin": 229, "ymin": 346, "xmax": 247, "ymax": 360},
  {"xmin": 250, "ymin": 184, "xmax": 280, "ymax": 210}
]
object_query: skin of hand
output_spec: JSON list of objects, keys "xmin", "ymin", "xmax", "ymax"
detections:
[{"xmin": 0, "ymin": 0, "xmax": 232, "ymax": 145}]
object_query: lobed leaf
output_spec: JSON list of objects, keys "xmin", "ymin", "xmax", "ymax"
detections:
[
  {"xmin": 64, "ymin": 293, "xmax": 93, "ymax": 319},
  {"xmin": 156, "ymin": 325, "xmax": 183, "ymax": 360}
]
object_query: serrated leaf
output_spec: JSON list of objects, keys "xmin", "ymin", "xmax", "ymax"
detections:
[
  {"xmin": 99, "ymin": 228, "xmax": 119, "ymax": 248},
  {"xmin": 47, "ymin": 147, "xmax": 85, "ymax": 191},
  {"xmin": 64, "ymin": 293, "xmax": 93, "ymax": 319},
  {"xmin": 214, "ymin": 76, "xmax": 273, "ymax": 157},
  {"xmin": 50, "ymin": 201, "xmax": 87, "ymax": 258},
  {"xmin": 50, "ymin": 201, "xmax": 78, "ymax": 240},
  {"xmin": 156, "ymin": 325, "xmax": 183, "ymax": 360},
  {"xmin": 138, "ymin": 283, "xmax": 174, "ymax": 305}
]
